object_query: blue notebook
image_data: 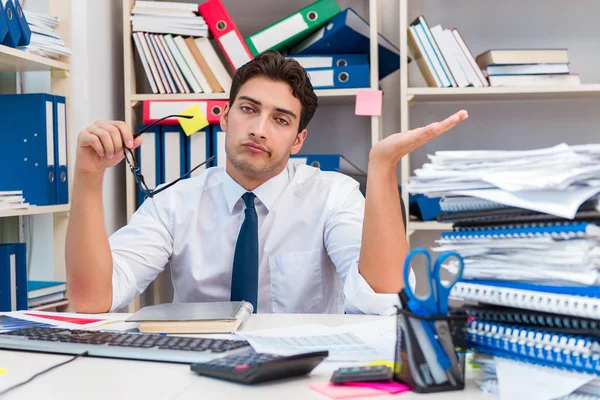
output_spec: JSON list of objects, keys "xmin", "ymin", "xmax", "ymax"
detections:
[
  {"xmin": 468, "ymin": 319, "xmax": 600, "ymax": 376},
  {"xmin": 451, "ymin": 280, "xmax": 600, "ymax": 320},
  {"xmin": 441, "ymin": 222, "xmax": 596, "ymax": 240}
]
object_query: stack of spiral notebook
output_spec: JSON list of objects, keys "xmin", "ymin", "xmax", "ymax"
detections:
[{"xmin": 407, "ymin": 144, "xmax": 600, "ymax": 398}]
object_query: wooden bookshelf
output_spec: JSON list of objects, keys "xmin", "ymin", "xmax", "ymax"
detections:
[
  {"xmin": 398, "ymin": 0, "xmax": 599, "ymax": 240},
  {"xmin": 0, "ymin": 205, "xmax": 70, "ymax": 218},
  {"xmin": 407, "ymin": 84, "xmax": 600, "ymax": 102},
  {"xmin": 0, "ymin": 0, "xmax": 73, "ymax": 285},
  {"xmin": 131, "ymin": 88, "xmax": 362, "ymax": 104},
  {"xmin": 122, "ymin": 0, "xmax": 385, "ymax": 311},
  {"xmin": 0, "ymin": 44, "xmax": 70, "ymax": 73}
]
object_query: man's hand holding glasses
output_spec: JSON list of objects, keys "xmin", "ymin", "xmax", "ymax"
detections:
[{"xmin": 76, "ymin": 115, "xmax": 214, "ymax": 199}]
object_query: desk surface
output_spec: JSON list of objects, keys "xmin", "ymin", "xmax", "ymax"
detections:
[{"xmin": 0, "ymin": 313, "xmax": 488, "ymax": 399}]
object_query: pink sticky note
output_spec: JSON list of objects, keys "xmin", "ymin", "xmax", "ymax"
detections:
[
  {"xmin": 355, "ymin": 89, "xmax": 383, "ymax": 116},
  {"xmin": 343, "ymin": 381, "xmax": 410, "ymax": 394},
  {"xmin": 309, "ymin": 382, "xmax": 389, "ymax": 399}
]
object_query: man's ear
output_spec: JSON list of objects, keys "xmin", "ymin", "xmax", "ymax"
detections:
[
  {"xmin": 290, "ymin": 129, "xmax": 308, "ymax": 155},
  {"xmin": 220, "ymin": 103, "xmax": 230, "ymax": 132}
]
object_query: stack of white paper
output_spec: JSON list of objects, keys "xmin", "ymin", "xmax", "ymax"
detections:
[
  {"xmin": 21, "ymin": 10, "xmax": 72, "ymax": 58},
  {"xmin": 407, "ymin": 143, "xmax": 600, "ymax": 218},
  {"xmin": 0, "ymin": 191, "xmax": 28, "ymax": 210},
  {"xmin": 131, "ymin": 1, "xmax": 208, "ymax": 37}
]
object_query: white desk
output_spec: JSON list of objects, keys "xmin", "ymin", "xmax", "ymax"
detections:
[{"xmin": 0, "ymin": 314, "xmax": 488, "ymax": 399}]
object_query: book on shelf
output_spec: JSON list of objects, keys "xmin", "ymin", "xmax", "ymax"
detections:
[
  {"xmin": 407, "ymin": 16, "xmax": 487, "ymax": 88},
  {"xmin": 131, "ymin": 0, "xmax": 232, "ymax": 95},
  {"xmin": 126, "ymin": 301, "xmax": 254, "ymax": 334},
  {"xmin": 407, "ymin": 17, "xmax": 582, "ymax": 88}
]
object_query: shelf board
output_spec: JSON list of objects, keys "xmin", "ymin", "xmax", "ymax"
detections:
[
  {"xmin": 408, "ymin": 221, "xmax": 453, "ymax": 231},
  {"xmin": 407, "ymin": 84, "xmax": 600, "ymax": 102},
  {"xmin": 0, "ymin": 44, "xmax": 70, "ymax": 72},
  {"xmin": 0, "ymin": 204, "xmax": 70, "ymax": 218},
  {"xmin": 131, "ymin": 89, "xmax": 361, "ymax": 105}
]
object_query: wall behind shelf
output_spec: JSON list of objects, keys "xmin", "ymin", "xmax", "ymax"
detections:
[
  {"xmin": 72, "ymin": 0, "xmax": 126, "ymax": 236},
  {"xmin": 399, "ymin": 0, "xmax": 600, "ymax": 250}
]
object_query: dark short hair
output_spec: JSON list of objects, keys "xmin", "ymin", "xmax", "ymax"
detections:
[{"xmin": 229, "ymin": 50, "xmax": 318, "ymax": 132}]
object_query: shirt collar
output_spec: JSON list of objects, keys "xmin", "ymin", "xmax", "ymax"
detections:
[{"xmin": 222, "ymin": 165, "xmax": 290, "ymax": 213}]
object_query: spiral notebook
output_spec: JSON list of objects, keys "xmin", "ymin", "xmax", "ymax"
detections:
[
  {"xmin": 467, "ymin": 319, "xmax": 600, "ymax": 375},
  {"xmin": 458, "ymin": 305, "xmax": 600, "ymax": 339},
  {"xmin": 451, "ymin": 280, "xmax": 600, "ymax": 319},
  {"xmin": 439, "ymin": 196, "xmax": 508, "ymax": 213},
  {"xmin": 438, "ymin": 208, "xmax": 600, "ymax": 228},
  {"xmin": 441, "ymin": 222, "xmax": 600, "ymax": 240}
]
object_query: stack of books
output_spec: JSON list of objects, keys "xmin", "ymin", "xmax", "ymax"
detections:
[
  {"xmin": 407, "ymin": 144, "xmax": 600, "ymax": 397},
  {"xmin": 132, "ymin": 0, "xmax": 404, "ymax": 95},
  {"xmin": 21, "ymin": 10, "xmax": 71, "ymax": 59},
  {"xmin": 407, "ymin": 16, "xmax": 487, "ymax": 88},
  {"xmin": 131, "ymin": 0, "xmax": 232, "ymax": 94},
  {"xmin": 27, "ymin": 281, "xmax": 67, "ymax": 311},
  {"xmin": 476, "ymin": 48, "xmax": 580, "ymax": 87},
  {"xmin": 0, "ymin": 191, "xmax": 28, "ymax": 210}
]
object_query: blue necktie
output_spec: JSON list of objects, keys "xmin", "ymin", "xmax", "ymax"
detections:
[{"xmin": 230, "ymin": 192, "xmax": 259, "ymax": 312}]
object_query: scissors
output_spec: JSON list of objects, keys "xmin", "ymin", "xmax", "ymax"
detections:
[{"xmin": 402, "ymin": 248, "xmax": 464, "ymax": 317}]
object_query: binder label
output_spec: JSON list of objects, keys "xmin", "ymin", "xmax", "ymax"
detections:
[
  {"xmin": 219, "ymin": 30, "xmax": 252, "ymax": 70},
  {"xmin": 58, "ymin": 102, "xmax": 67, "ymax": 166},
  {"xmin": 9, "ymin": 254, "xmax": 16, "ymax": 311},
  {"xmin": 45, "ymin": 101, "xmax": 54, "ymax": 167},
  {"xmin": 249, "ymin": 14, "xmax": 308, "ymax": 54},
  {"xmin": 189, "ymin": 131, "xmax": 207, "ymax": 178},
  {"xmin": 307, "ymin": 69, "xmax": 333, "ymax": 87}
]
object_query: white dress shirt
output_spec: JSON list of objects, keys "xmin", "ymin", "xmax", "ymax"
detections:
[{"xmin": 109, "ymin": 161, "xmax": 412, "ymax": 314}]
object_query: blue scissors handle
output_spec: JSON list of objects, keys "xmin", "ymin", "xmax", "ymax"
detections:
[
  {"xmin": 403, "ymin": 248, "xmax": 439, "ymax": 316},
  {"xmin": 432, "ymin": 251, "xmax": 464, "ymax": 316}
]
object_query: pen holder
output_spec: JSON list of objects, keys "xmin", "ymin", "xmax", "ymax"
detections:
[{"xmin": 393, "ymin": 307, "xmax": 468, "ymax": 394}]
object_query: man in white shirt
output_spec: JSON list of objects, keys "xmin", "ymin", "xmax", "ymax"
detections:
[{"xmin": 65, "ymin": 50, "xmax": 467, "ymax": 315}]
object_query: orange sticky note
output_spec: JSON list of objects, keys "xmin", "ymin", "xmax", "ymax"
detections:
[
  {"xmin": 355, "ymin": 89, "xmax": 383, "ymax": 116},
  {"xmin": 177, "ymin": 105, "xmax": 209, "ymax": 136}
]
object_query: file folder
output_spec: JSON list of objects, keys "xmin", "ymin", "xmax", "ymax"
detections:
[
  {"xmin": 290, "ymin": 8, "xmax": 406, "ymax": 80},
  {"xmin": 53, "ymin": 95, "xmax": 68, "ymax": 205},
  {"xmin": 13, "ymin": 0, "xmax": 29, "ymax": 46},
  {"xmin": 306, "ymin": 64, "xmax": 370, "ymax": 89},
  {"xmin": 286, "ymin": 54, "xmax": 368, "ymax": 69},
  {"xmin": 160, "ymin": 126, "xmax": 186, "ymax": 185},
  {"xmin": 210, "ymin": 124, "xmax": 226, "ymax": 168},
  {"xmin": 0, "ymin": 243, "xmax": 27, "ymax": 312},
  {"xmin": 0, "ymin": 0, "xmax": 21, "ymax": 48},
  {"xmin": 185, "ymin": 126, "xmax": 210, "ymax": 178},
  {"xmin": 245, "ymin": 0, "xmax": 340, "ymax": 56},
  {"xmin": 198, "ymin": 0, "xmax": 253, "ymax": 70},
  {"xmin": 0, "ymin": 93, "xmax": 56, "ymax": 206},
  {"xmin": 289, "ymin": 154, "xmax": 366, "ymax": 176},
  {"xmin": 0, "ymin": 0, "xmax": 8, "ymax": 43},
  {"xmin": 143, "ymin": 100, "xmax": 227, "ymax": 125},
  {"xmin": 136, "ymin": 125, "xmax": 161, "ymax": 207}
]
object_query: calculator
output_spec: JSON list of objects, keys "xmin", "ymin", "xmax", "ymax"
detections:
[
  {"xmin": 190, "ymin": 351, "xmax": 329, "ymax": 384},
  {"xmin": 330, "ymin": 365, "xmax": 394, "ymax": 384}
]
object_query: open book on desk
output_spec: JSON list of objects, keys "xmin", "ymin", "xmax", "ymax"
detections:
[{"xmin": 126, "ymin": 301, "xmax": 253, "ymax": 334}]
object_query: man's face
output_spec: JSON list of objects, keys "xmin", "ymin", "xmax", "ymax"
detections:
[{"xmin": 220, "ymin": 75, "xmax": 307, "ymax": 179}]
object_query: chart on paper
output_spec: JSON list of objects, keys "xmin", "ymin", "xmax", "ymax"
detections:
[{"xmin": 237, "ymin": 324, "xmax": 393, "ymax": 362}]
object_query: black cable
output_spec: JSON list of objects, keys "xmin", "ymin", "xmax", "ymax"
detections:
[{"xmin": 0, "ymin": 351, "xmax": 88, "ymax": 398}]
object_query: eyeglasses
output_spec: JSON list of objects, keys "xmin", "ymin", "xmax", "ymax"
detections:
[{"xmin": 124, "ymin": 114, "xmax": 215, "ymax": 200}]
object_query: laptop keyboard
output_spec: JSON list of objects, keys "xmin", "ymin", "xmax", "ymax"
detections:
[{"xmin": 0, "ymin": 327, "xmax": 251, "ymax": 353}]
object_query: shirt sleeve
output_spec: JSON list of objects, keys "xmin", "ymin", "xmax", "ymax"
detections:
[
  {"xmin": 324, "ymin": 177, "xmax": 415, "ymax": 316},
  {"xmin": 108, "ymin": 191, "xmax": 173, "ymax": 311}
]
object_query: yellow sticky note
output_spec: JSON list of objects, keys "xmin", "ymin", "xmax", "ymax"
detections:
[
  {"xmin": 177, "ymin": 105, "xmax": 209, "ymax": 136},
  {"xmin": 366, "ymin": 360, "xmax": 400, "ymax": 373},
  {"xmin": 0, "ymin": 367, "xmax": 7, "ymax": 375}
]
